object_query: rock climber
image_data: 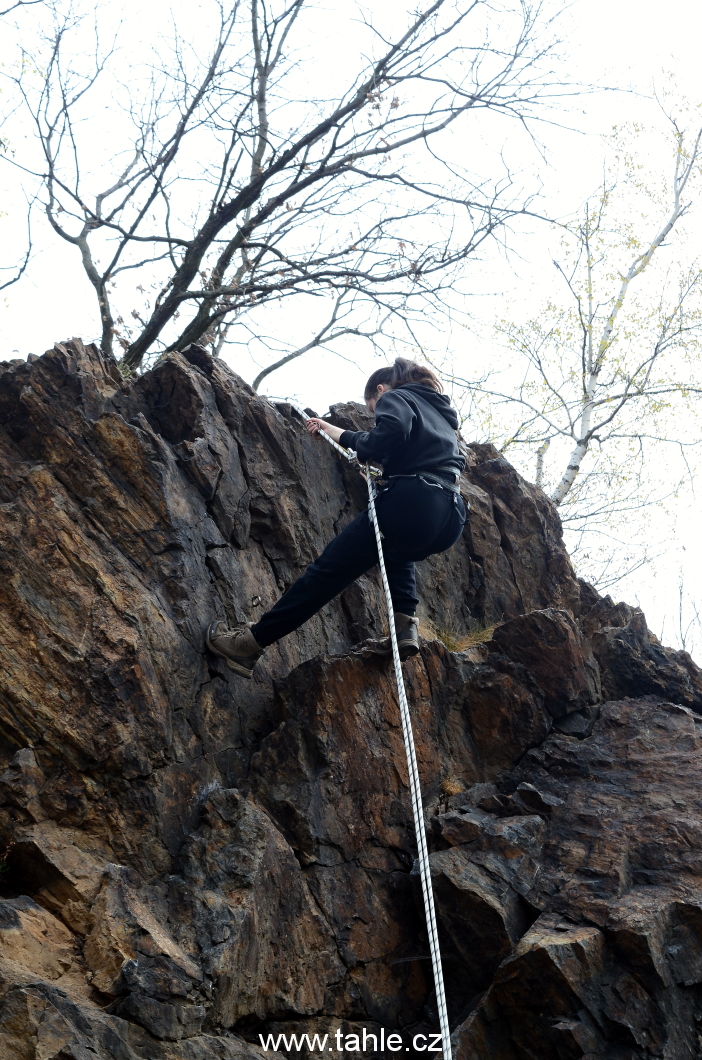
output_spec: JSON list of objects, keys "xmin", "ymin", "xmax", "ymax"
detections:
[{"xmin": 206, "ymin": 358, "xmax": 467, "ymax": 678}]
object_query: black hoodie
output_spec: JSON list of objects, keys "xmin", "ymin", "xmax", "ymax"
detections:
[{"xmin": 338, "ymin": 383, "xmax": 465, "ymax": 477}]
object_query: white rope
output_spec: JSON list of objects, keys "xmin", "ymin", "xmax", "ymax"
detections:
[
  {"xmin": 269, "ymin": 398, "xmax": 356, "ymax": 461},
  {"xmin": 273, "ymin": 398, "xmax": 382, "ymax": 474},
  {"xmin": 366, "ymin": 464, "xmax": 452, "ymax": 1060},
  {"xmin": 272, "ymin": 400, "xmax": 451, "ymax": 1055}
]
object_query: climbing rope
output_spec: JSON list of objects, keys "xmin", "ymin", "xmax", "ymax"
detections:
[
  {"xmin": 366, "ymin": 464, "xmax": 452, "ymax": 1060},
  {"xmin": 271, "ymin": 398, "xmax": 452, "ymax": 1058},
  {"xmin": 269, "ymin": 397, "xmax": 382, "ymax": 473}
]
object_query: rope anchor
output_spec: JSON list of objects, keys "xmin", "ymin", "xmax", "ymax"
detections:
[{"xmin": 272, "ymin": 399, "xmax": 452, "ymax": 1058}]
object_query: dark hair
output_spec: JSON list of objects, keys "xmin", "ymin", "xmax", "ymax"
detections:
[{"xmin": 363, "ymin": 357, "xmax": 443, "ymax": 402}]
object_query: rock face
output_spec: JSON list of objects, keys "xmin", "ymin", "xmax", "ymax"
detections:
[{"xmin": 1, "ymin": 339, "xmax": 702, "ymax": 1058}]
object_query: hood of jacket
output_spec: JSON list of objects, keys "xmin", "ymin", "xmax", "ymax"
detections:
[{"xmin": 395, "ymin": 383, "xmax": 459, "ymax": 430}]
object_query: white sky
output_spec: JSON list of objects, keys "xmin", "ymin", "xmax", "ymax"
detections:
[{"xmin": 1, "ymin": 0, "xmax": 701, "ymax": 650}]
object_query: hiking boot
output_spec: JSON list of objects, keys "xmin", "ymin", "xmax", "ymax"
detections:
[
  {"xmin": 206, "ymin": 620, "xmax": 266, "ymax": 679},
  {"xmin": 362, "ymin": 613, "xmax": 419, "ymax": 661}
]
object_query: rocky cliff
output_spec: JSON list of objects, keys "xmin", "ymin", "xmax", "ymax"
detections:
[{"xmin": 1, "ymin": 340, "xmax": 702, "ymax": 1059}]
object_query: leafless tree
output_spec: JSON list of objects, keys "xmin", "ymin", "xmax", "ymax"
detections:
[
  {"xmin": 0, "ymin": 0, "xmax": 42, "ymax": 15},
  {"xmin": 0, "ymin": 210, "xmax": 32, "ymax": 292},
  {"xmin": 2, "ymin": 0, "xmax": 570, "ymax": 379},
  {"xmin": 676, "ymin": 571, "xmax": 701, "ymax": 655},
  {"xmin": 0, "ymin": 0, "xmax": 42, "ymax": 290}
]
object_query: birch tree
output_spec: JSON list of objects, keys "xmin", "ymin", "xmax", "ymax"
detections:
[{"xmin": 450, "ymin": 117, "xmax": 702, "ymax": 582}]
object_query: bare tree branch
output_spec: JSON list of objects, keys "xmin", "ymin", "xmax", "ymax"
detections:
[
  {"xmin": 2, "ymin": 0, "xmax": 570, "ymax": 374},
  {"xmin": 445, "ymin": 115, "xmax": 702, "ymax": 590},
  {"xmin": 0, "ymin": 197, "xmax": 33, "ymax": 291},
  {"xmin": 0, "ymin": 0, "xmax": 42, "ymax": 16},
  {"xmin": 251, "ymin": 290, "xmax": 387, "ymax": 390}
]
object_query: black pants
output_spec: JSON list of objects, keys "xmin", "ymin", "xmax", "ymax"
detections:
[{"xmin": 251, "ymin": 477, "xmax": 467, "ymax": 647}]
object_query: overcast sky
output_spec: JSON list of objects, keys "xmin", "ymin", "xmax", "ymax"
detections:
[{"xmin": 1, "ymin": 0, "xmax": 701, "ymax": 649}]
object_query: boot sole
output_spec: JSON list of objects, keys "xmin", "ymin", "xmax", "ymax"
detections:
[
  {"xmin": 364, "ymin": 641, "xmax": 420, "ymax": 661},
  {"xmin": 205, "ymin": 624, "xmax": 255, "ymax": 679}
]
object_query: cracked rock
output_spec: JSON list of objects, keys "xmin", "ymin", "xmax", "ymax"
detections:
[{"xmin": 1, "ymin": 340, "xmax": 701, "ymax": 1057}]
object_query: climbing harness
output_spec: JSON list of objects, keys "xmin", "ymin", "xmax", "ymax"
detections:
[{"xmin": 271, "ymin": 398, "xmax": 452, "ymax": 1059}]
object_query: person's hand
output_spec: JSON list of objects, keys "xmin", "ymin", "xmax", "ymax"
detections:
[
  {"xmin": 306, "ymin": 418, "xmax": 344, "ymax": 444},
  {"xmin": 306, "ymin": 417, "xmax": 330, "ymax": 436}
]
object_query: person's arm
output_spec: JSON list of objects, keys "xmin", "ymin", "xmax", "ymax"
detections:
[{"xmin": 338, "ymin": 391, "xmax": 415, "ymax": 460}]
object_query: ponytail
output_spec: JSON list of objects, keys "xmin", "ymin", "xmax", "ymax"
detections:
[{"xmin": 363, "ymin": 357, "xmax": 442, "ymax": 402}]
